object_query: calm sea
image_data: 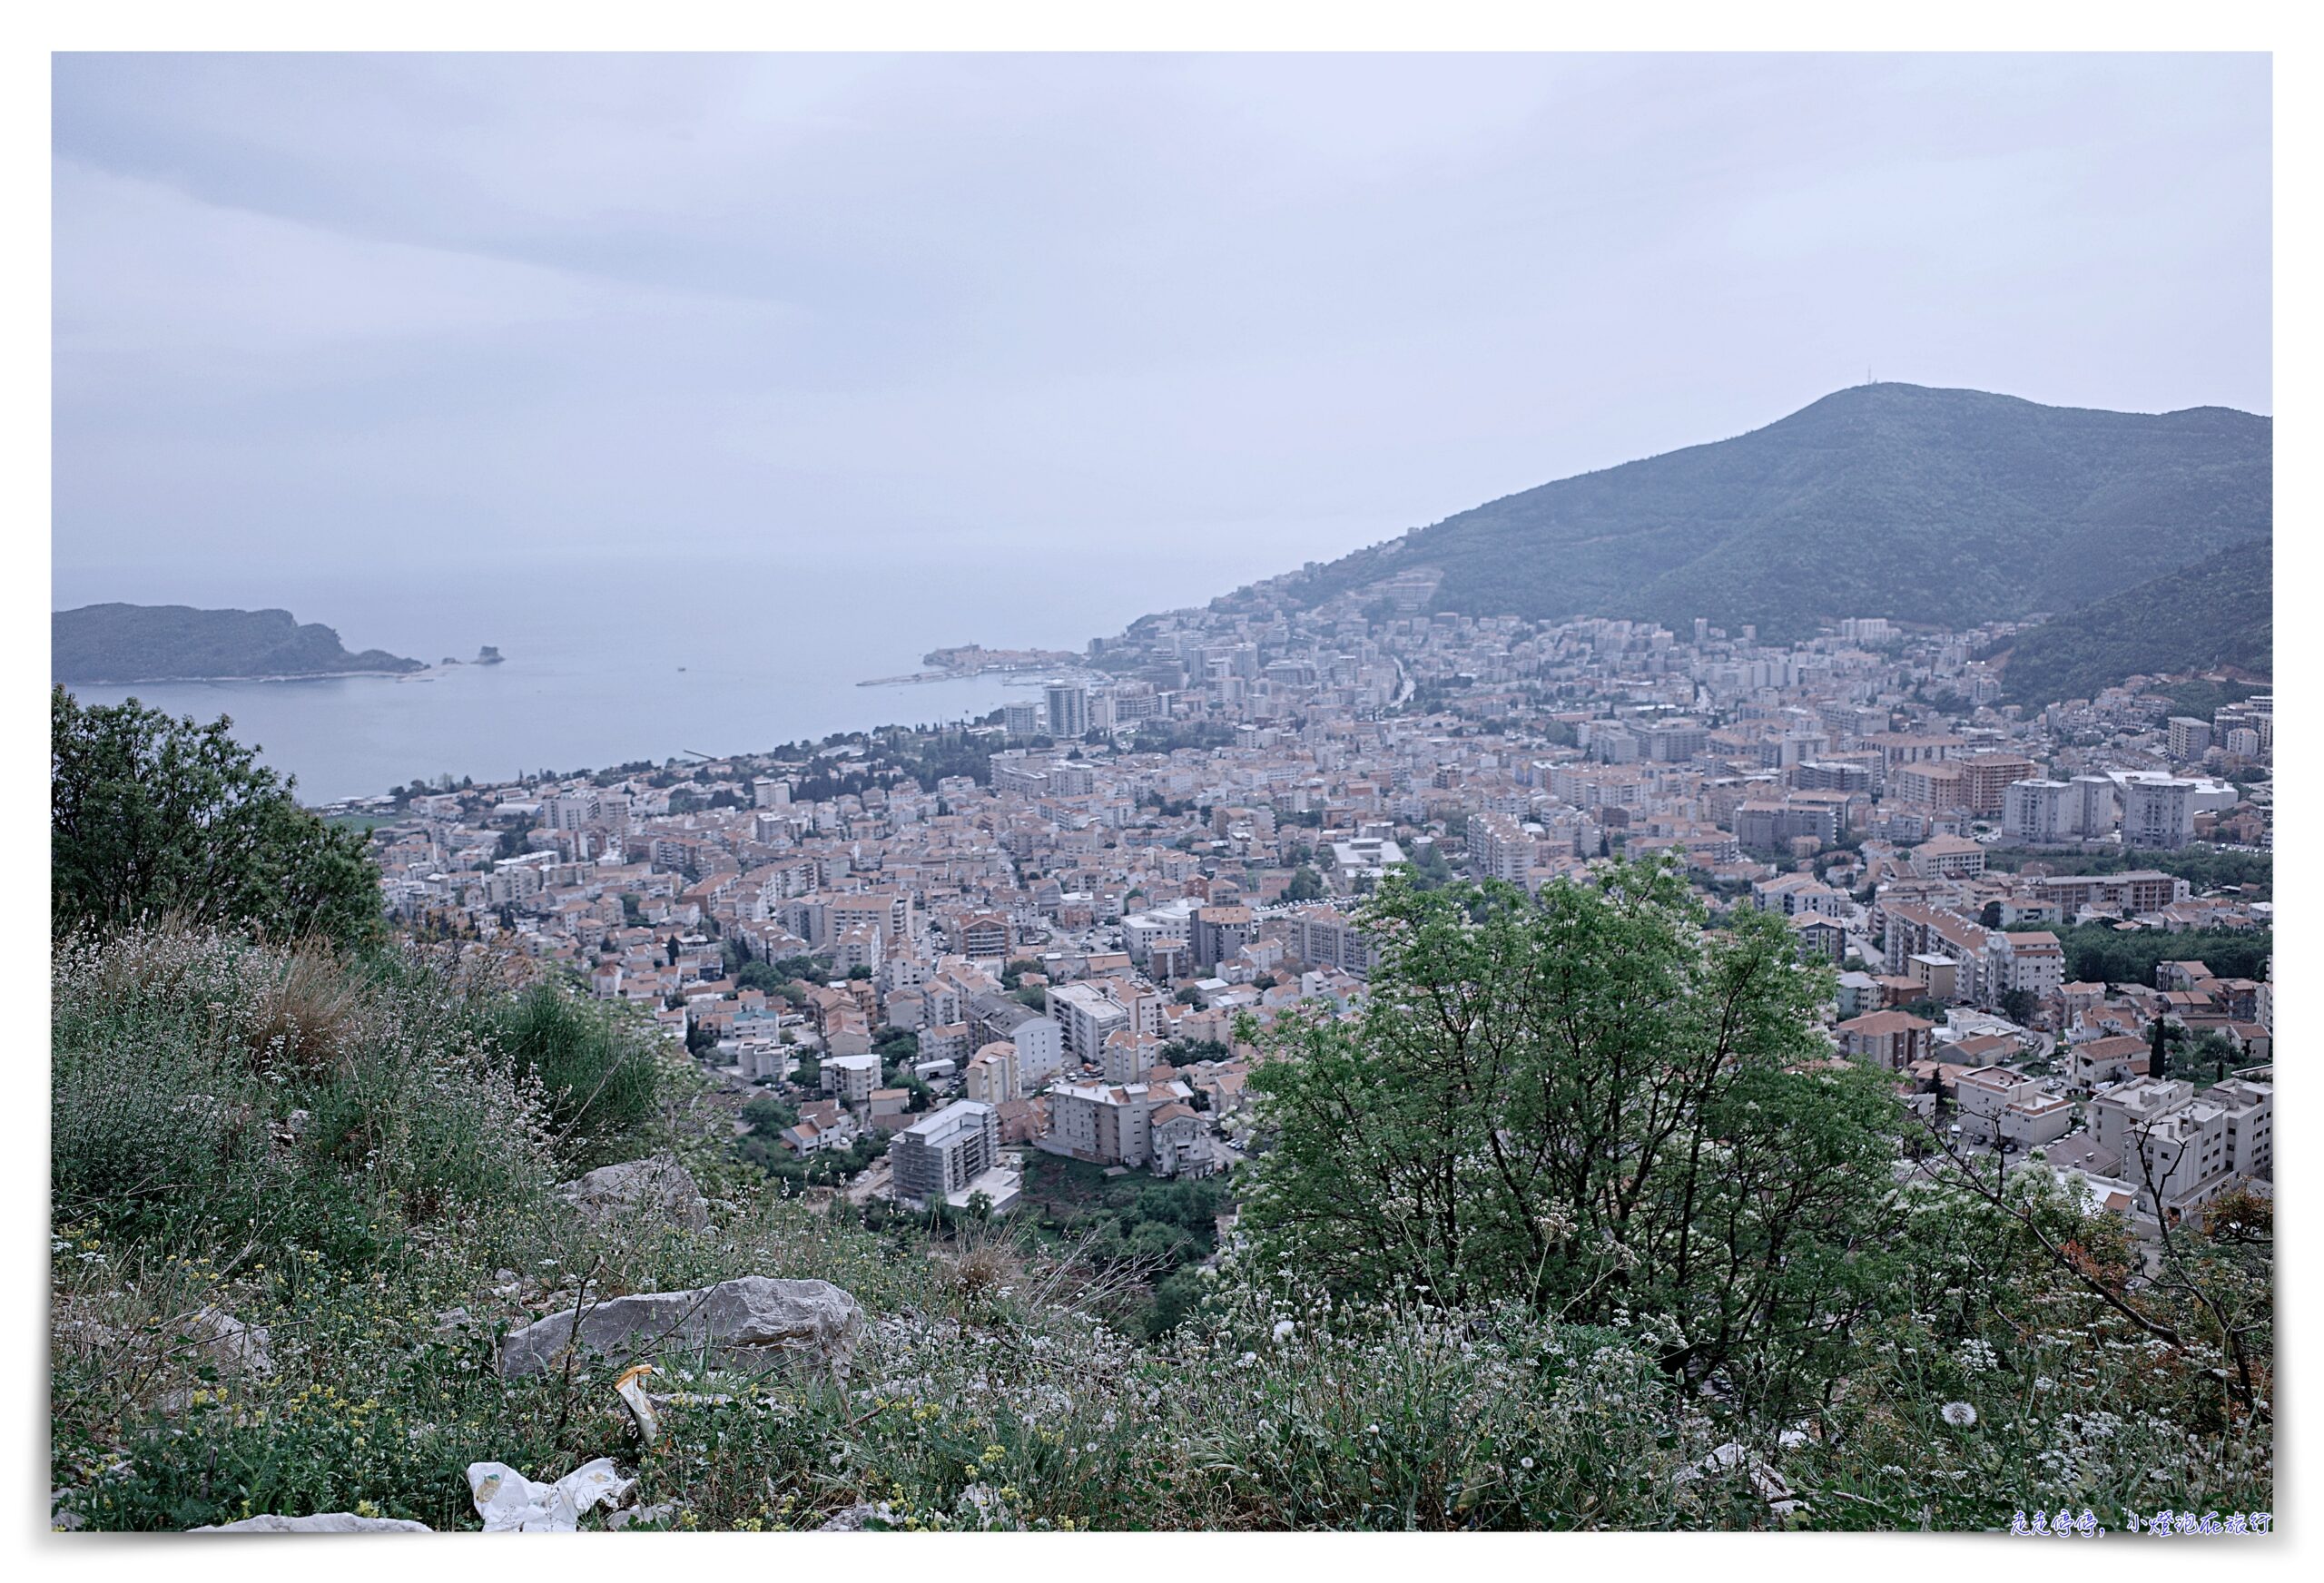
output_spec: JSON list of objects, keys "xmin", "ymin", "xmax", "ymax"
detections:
[{"xmin": 54, "ymin": 550, "xmax": 1234, "ymax": 804}]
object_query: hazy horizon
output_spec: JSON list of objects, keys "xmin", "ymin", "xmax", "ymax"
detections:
[{"xmin": 54, "ymin": 53, "xmax": 2270, "ymax": 603}]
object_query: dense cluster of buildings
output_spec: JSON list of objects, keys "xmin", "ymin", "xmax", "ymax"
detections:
[{"xmin": 345, "ymin": 565, "xmax": 2272, "ymax": 1227}]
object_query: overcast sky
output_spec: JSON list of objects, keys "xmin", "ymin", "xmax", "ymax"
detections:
[{"xmin": 53, "ymin": 53, "xmax": 2271, "ymax": 596}]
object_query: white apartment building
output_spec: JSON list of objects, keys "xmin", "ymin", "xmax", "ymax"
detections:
[
  {"xmin": 2207, "ymin": 1077, "xmax": 2274, "ymax": 1181},
  {"xmin": 822, "ymin": 1052, "xmax": 882, "ymax": 1107},
  {"xmin": 2088, "ymin": 1077, "xmax": 2239, "ymax": 1217},
  {"xmin": 2166, "ymin": 717, "xmax": 2213, "ymax": 762},
  {"xmin": 2001, "ymin": 780, "xmax": 2079, "ymax": 844},
  {"xmin": 1986, "ymin": 930, "xmax": 2066, "ymax": 1003},
  {"xmin": 1121, "ymin": 899, "xmax": 1198, "ymax": 968},
  {"xmin": 1046, "ymin": 1079, "xmax": 1170, "ymax": 1168},
  {"xmin": 890, "ymin": 1100, "xmax": 1002, "ymax": 1210},
  {"xmin": 963, "ymin": 1040, "xmax": 1020, "ymax": 1105},
  {"xmin": 1049, "ymin": 980, "xmax": 1130, "ymax": 1066},
  {"xmin": 2121, "ymin": 778, "xmax": 2200, "ymax": 850},
  {"xmin": 1045, "ymin": 683, "xmax": 1090, "ymax": 739},
  {"xmin": 1280, "ymin": 906, "xmax": 1378, "ymax": 977}
]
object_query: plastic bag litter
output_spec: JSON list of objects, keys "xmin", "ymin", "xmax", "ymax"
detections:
[{"xmin": 468, "ymin": 1457, "xmax": 636, "ymax": 1532}]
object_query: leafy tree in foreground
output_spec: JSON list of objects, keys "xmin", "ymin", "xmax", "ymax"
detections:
[
  {"xmin": 1243, "ymin": 860, "xmax": 1902, "ymax": 1416},
  {"xmin": 51, "ymin": 686, "xmax": 382, "ymax": 951}
]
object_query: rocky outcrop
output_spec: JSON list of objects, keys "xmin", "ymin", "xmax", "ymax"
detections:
[
  {"xmin": 497, "ymin": 1276, "xmax": 863, "ymax": 1380},
  {"xmin": 192, "ymin": 1512, "xmax": 431, "ymax": 1532},
  {"xmin": 189, "ymin": 1307, "xmax": 272, "ymax": 1377},
  {"xmin": 555, "ymin": 1155, "xmax": 711, "ymax": 1233}
]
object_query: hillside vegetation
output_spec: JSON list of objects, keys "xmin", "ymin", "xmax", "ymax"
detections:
[
  {"xmin": 50, "ymin": 709, "xmax": 2273, "ymax": 1531},
  {"xmin": 1989, "ymin": 540, "xmax": 2272, "ymax": 706},
  {"xmin": 1272, "ymin": 384, "xmax": 2270, "ymax": 641},
  {"xmin": 54, "ymin": 603, "xmax": 423, "ymax": 683}
]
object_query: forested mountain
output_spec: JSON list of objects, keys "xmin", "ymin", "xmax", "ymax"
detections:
[
  {"xmin": 1265, "ymin": 383, "xmax": 2270, "ymax": 640},
  {"xmin": 52, "ymin": 603, "xmax": 423, "ymax": 683},
  {"xmin": 1987, "ymin": 539, "xmax": 2272, "ymax": 705}
]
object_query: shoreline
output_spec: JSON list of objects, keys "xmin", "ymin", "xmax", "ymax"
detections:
[
  {"xmin": 859, "ymin": 663, "xmax": 1080, "ymax": 687},
  {"xmin": 57, "ymin": 665, "xmax": 438, "ymax": 687}
]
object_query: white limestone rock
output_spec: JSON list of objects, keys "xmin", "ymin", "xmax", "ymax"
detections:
[
  {"xmin": 497, "ymin": 1276, "xmax": 863, "ymax": 1380},
  {"xmin": 192, "ymin": 1512, "xmax": 431, "ymax": 1532},
  {"xmin": 555, "ymin": 1155, "xmax": 711, "ymax": 1233}
]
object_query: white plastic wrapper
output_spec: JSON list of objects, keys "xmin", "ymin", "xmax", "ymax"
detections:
[
  {"xmin": 614, "ymin": 1364, "xmax": 660, "ymax": 1445},
  {"xmin": 467, "ymin": 1457, "xmax": 636, "ymax": 1532}
]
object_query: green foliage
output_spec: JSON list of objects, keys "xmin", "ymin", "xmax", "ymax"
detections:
[
  {"xmin": 1281, "ymin": 384, "xmax": 2270, "ymax": 641},
  {"xmin": 52, "ymin": 929, "xmax": 563, "ymax": 1273},
  {"xmin": 1244, "ymin": 860, "xmax": 1897, "ymax": 1418},
  {"xmin": 742, "ymin": 1130, "xmax": 888, "ymax": 1186},
  {"xmin": 2156, "ymin": 676, "xmax": 2269, "ymax": 721},
  {"xmin": 1994, "ymin": 541, "xmax": 2271, "ymax": 705},
  {"xmin": 483, "ymin": 981, "xmax": 666, "ymax": 1174},
  {"xmin": 2048, "ymin": 925, "xmax": 2271, "ymax": 988},
  {"xmin": 52, "ymin": 687, "xmax": 386, "ymax": 952},
  {"xmin": 1285, "ymin": 865, "xmax": 1325, "ymax": 902},
  {"xmin": 743, "ymin": 1093, "xmax": 798, "ymax": 1134},
  {"xmin": 1018, "ymin": 1165, "xmax": 1226, "ymax": 1339},
  {"xmin": 1160, "ymin": 1037, "xmax": 1230, "ymax": 1067},
  {"xmin": 50, "ymin": 919, "xmax": 2272, "ymax": 1531},
  {"xmin": 1984, "ymin": 844, "xmax": 2270, "ymax": 899}
]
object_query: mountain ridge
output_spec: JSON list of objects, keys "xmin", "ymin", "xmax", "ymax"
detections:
[
  {"xmin": 1987, "ymin": 539, "xmax": 2273, "ymax": 705},
  {"xmin": 1246, "ymin": 383, "xmax": 2270, "ymax": 641}
]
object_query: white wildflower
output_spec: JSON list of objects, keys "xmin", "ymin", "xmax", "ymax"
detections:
[
  {"xmin": 1273, "ymin": 1320, "xmax": 1295, "ymax": 1343},
  {"xmin": 1940, "ymin": 1401, "xmax": 1977, "ymax": 1428}
]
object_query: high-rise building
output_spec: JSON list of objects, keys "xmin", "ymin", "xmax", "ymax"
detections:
[
  {"xmin": 1193, "ymin": 904, "xmax": 1256, "ymax": 971},
  {"xmin": 1045, "ymin": 682, "xmax": 1089, "ymax": 739},
  {"xmin": 2122, "ymin": 778, "xmax": 2199, "ymax": 850},
  {"xmin": 2001, "ymin": 780, "xmax": 2077, "ymax": 844}
]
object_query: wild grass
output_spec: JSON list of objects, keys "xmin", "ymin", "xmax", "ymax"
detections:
[{"xmin": 50, "ymin": 926, "xmax": 2272, "ymax": 1532}]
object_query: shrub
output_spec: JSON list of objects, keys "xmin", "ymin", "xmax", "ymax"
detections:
[
  {"xmin": 51, "ymin": 687, "xmax": 385, "ymax": 951},
  {"xmin": 483, "ymin": 982, "xmax": 665, "ymax": 1174}
]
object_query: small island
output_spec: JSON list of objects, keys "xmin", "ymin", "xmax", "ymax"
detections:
[{"xmin": 52, "ymin": 603, "xmax": 427, "ymax": 685}]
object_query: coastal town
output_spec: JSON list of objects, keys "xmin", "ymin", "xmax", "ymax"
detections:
[{"xmin": 340, "ymin": 569, "xmax": 2273, "ymax": 1235}]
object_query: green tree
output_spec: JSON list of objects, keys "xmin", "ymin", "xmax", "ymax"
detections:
[
  {"xmin": 1285, "ymin": 864, "xmax": 1325, "ymax": 902},
  {"xmin": 1243, "ymin": 860, "xmax": 1902, "ymax": 1416},
  {"xmin": 51, "ymin": 688, "xmax": 383, "ymax": 951}
]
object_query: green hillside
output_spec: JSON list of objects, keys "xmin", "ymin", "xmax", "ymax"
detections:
[
  {"xmin": 1990, "ymin": 539, "xmax": 2272, "ymax": 705},
  {"xmin": 1272, "ymin": 384, "xmax": 2270, "ymax": 640},
  {"xmin": 53, "ymin": 603, "xmax": 423, "ymax": 683}
]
